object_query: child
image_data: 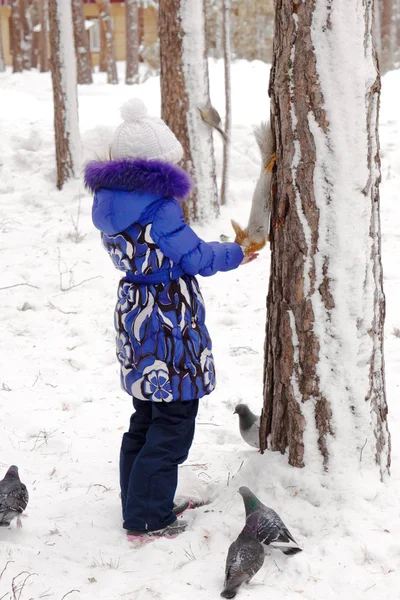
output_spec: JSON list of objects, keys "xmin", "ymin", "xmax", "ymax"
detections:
[{"xmin": 85, "ymin": 98, "xmax": 256, "ymax": 541}]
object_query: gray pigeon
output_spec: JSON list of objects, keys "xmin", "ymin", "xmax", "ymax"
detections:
[
  {"xmin": 234, "ymin": 404, "xmax": 260, "ymax": 449},
  {"xmin": 221, "ymin": 517, "xmax": 265, "ymax": 598},
  {"xmin": 0, "ymin": 465, "xmax": 29, "ymax": 527},
  {"xmin": 239, "ymin": 486, "xmax": 302, "ymax": 556}
]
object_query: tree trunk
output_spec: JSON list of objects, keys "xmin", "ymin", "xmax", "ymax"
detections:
[
  {"xmin": 0, "ymin": 12, "xmax": 5, "ymax": 72},
  {"xmin": 99, "ymin": 17, "xmax": 107, "ymax": 72},
  {"xmin": 22, "ymin": 0, "xmax": 32, "ymax": 70},
  {"xmin": 96, "ymin": 0, "xmax": 118, "ymax": 84},
  {"xmin": 31, "ymin": 0, "xmax": 40, "ymax": 69},
  {"xmin": 220, "ymin": 0, "xmax": 231, "ymax": 206},
  {"xmin": 48, "ymin": 0, "xmax": 80, "ymax": 190},
  {"xmin": 126, "ymin": 0, "xmax": 139, "ymax": 84},
  {"xmin": 260, "ymin": 0, "xmax": 390, "ymax": 479},
  {"xmin": 11, "ymin": 0, "xmax": 24, "ymax": 73},
  {"xmin": 379, "ymin": 0, "xmax": 393, "ymax": 72},
  {"xmin": 39, "ymin": 0, "xmax": 49, "ymax": 72},
  {"xmin": 159, "ymin": 0, "xmax": 218, "ymax": 223},
  {"xmin": 71, "ymin": 0, "xmax": 93, "ymax": 84}
]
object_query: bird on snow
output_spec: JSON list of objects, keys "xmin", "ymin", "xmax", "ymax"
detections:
[
  {"xmin": 234, "ymin": 404, "xmax": 260, "ymax": 449},
  {"xmin": 0, "ymin": 465, "xmax": 29, "ymax": 528},
  {"xmin": 238, "ymin": 486, "xmax": 302, "ymax": 556},
  {"xmin": 221, "ymin": 516, "xmax": 265, "ymax": 598},
  {"xmin": 198, "ymin": 104, "xmax": 228, "ymax": 143}
]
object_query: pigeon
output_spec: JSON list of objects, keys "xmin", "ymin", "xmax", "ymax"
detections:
[
  {"xmin": 0, "ymin": 465, "xmax": 29, "ymax": 528},
  {"xmin": 221, "ymin": 517, "xmax": 265, "ymax": 598},
  {"xmin": 234, "ymin": 404, "xmax": 260, "ymax": 449},
  {"xmin": 238, "ymin": 486, "xmax": 302, "ymax": 556}
]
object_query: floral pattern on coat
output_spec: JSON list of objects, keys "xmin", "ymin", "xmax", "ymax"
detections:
[{"xmin": 106, "ymin": 223, "xmax": 216, "ymax": 402}]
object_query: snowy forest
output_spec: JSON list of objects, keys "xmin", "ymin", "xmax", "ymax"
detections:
[{"xmin": 1, "ymin": 0, "xmax": 400, "ymax": 598}]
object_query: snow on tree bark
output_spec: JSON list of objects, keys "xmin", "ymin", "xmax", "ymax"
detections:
[
  {"xmin": 48, "ymin": 0, "xmax": 81, "ymax": 190},
  {"xmin": 21, "ymin": 0, "xmax": 32, "ymax": 70},
  {"xmin": 71, "ymin": 0, "xmax": 93, "ymax": 85},
  {"xmin": 220, "ymin": 0, "xmax": 231, "ymax": 206},
  {"xmin": 95, "ymin": 0, "xmax": 118, "ymax": 84},
  {"xmin": 126, "ymin": 0, "xmax": 140, "ymax": 85},
  {"xmin": 11, "ymin": 0, "xmax": 24, "ymax": 73},
  {"xmin": 39, "ymin": 0, "xmax": 49, "ymax": 72},
  {"xmin": 260, "ymin": 0, "xmax": 390, "ymax": 479},
  {"xmin": 159, "ymin": 0, "xmax": 218, "ymax": 223}
]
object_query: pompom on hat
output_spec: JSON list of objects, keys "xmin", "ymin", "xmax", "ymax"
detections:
[{"xmin": 110, "ymin": 98, "xmax": 184, "ymax": 164}]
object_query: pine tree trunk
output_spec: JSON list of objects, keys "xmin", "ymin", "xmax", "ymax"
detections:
[
  {"xmin": 99, "ymin": 17, "xmax": 107, "ymax": 72},
  {"xmin": 159, "ymin": 0, "xmax": 218, "ymax": 223},
  {"xmin": 0, "ymin": 12, "xmax": 5, "ymax": 72},
  {"xmin": 39, "ymin": 0, "xmax": 49, "ymax": 72},
  {"xmin": 126, "ymin": 0, "xmax": 139, "ymax": 84},
  {"xmin": 380, "ymin": 0, "xmax": 393, "ymax": 72},
  {"xmin": 11, "ymin": 0, "xmax": 24, "ymax": 73},
  {"xmin": 260, "ymin": 0, "xmax": 390, "ymax": 479},
  {"xmin": 96, "ymin": 0, "xmax": 118, "ymax": 84},
  {"xmin": 220, "ymin": 0, "xmax": 231, "ymax": 206},
  {"xmin": 31, "ymin": 0, "xmax": 40, "ymax": 69},
  {"xmin": 48, "ymin": 0, "xmax": 80, "ymax": 190},
  {"xmin": 22, "ymin": 0, "xmax": 32, "ymax": 70},
  {"xmin": 71, "ymin": 0, "xmax": 93, "ymax": 84}
]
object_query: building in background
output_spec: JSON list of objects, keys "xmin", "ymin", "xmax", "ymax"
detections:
[{"xmin": 0, "ymin": 0, "xmax": 158, "ymax": 68}]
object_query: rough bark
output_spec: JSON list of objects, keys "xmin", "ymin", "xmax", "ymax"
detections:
[
  {"xmin": 220, "ymin": 0, "xmax": 231, "ymax": 206},
  {"xmin": 71, "ymin": 0, "xmax": 93, "ymax": 84},
  {"xmin": 48, "ymin": 0, "xmax": 80, "ymax": 189},
  {"xmin": 39, "ymin": 0, "xmax": 49, "ymax": 72},
  {"xmin": 159, "ymin": 0, "xmax": 218, "ymax": 223},
  {"xmin": 96, "ymin": 0, "xmax": 118, "ymax": 84},
  {"xmin": 260, "ymin": 0, "xmax": 390, "ymax": 479},
  {"xmin": 126, "ymin": 0, "xmax": 140, "ymax": 85},
  {"xmin": 11, "ymin": 0, "xmax": 24, "ymax": 73},
  {"xmin": 0, "ymin": 12, "xmax": 5, "ymax": 72}
]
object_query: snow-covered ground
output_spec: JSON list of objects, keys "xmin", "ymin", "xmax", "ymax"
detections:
[{"xmin": 1, "ymin": 59, "xmax": 400, "ymax": 599}]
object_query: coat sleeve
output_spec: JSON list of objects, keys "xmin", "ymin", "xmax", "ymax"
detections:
[{"xmin": 151, "ymin": 199, "xmax": 244, "ymax": 277}]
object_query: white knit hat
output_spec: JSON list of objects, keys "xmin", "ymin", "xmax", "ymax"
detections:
[{"xmin": 110, "ymin": 98, "xmax": 183, "ymax": 164}]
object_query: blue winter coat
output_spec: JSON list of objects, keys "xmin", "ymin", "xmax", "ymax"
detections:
[{"xmin": 85, "ymin": 158, "xmax": 244, "ymax": 402}]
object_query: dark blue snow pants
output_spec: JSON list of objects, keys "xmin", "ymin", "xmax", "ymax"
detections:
[{"xmin": 120, "ymin": 397, "xmax": 199, "ymax": 532}]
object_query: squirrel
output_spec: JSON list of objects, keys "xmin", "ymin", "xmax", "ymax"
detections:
[{"xmin": 231, "ymin": 121, "xmax": 275, "ymax": 255}]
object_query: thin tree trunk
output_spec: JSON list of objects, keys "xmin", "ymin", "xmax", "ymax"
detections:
[
  {"xmin": 260, "ymin": 0, "xmax": 390, "ymax": 479},
  {"xmin": 31, "ymin": 0, "xmax": 40, "ymax": 69},
  {"xmin": 380, "ymin": 0, "xmax": 393, "ymax": 72},
  {"xmin": 71, "ymin": 0, "xmax": 93, "ymax": 84},
  {"xmin": 220, "ymin": 0, "xmax": 231, "ymax": 206},
  {"xmin": 159, "ymin": 0, "xmax": 218, "ymax": 223},
  {"xmin": 0, "ymin": 13, "xmax": 5, "ymax": 72},
  {"xmin": 39, "ymin": 0, "xmax": 49, "ymax": 72},
  {"xmin": 22, "ymin": 0, "xmax": 32, "ymax": 70},
  {"xmin": 96, "ymin": 0, "xmax": 118, "ymax": 84},
  {"xmin": 99, "ymin": 17, "xmax": 107, "ymax": 72},
  {"xmin": 11, "ymin": 0, "xmax": 24, "ymax": 73},
  {"xmin": 48, "ymin": 0, "xmax": 80, "ymax": 189},
  {"xmin": 126, "ymin": 0, "xmax": 139, "ymax": 84}
]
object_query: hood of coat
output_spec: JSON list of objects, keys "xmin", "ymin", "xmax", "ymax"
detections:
[{"xmin": 84, "ymin": 158, "xmax": 192, "ymax": 200}]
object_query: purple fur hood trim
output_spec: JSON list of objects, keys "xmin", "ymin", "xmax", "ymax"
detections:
[{"xmin": 84, "ymin": 158, "xmax": 192, "ymax": 200}]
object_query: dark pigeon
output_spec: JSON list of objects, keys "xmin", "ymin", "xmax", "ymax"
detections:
[
  {"xmin": 239, "ymin": 486, "xmax": 302, "ymax": 556},
  {"xmin": 0, "ymin": 465, "xmax": 29, "ymax": 527},
  {"xmin": 234, "ymin": 404, "xmax": 260, "ymax": 449},
  {"xmin": 221, "ymin": 517, "xmax": 265, "ymax": 598}
]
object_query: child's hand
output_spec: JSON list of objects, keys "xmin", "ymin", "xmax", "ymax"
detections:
[{"xmin": 241, "ymin": 252, "xmax": 259, "ymax": 265}]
